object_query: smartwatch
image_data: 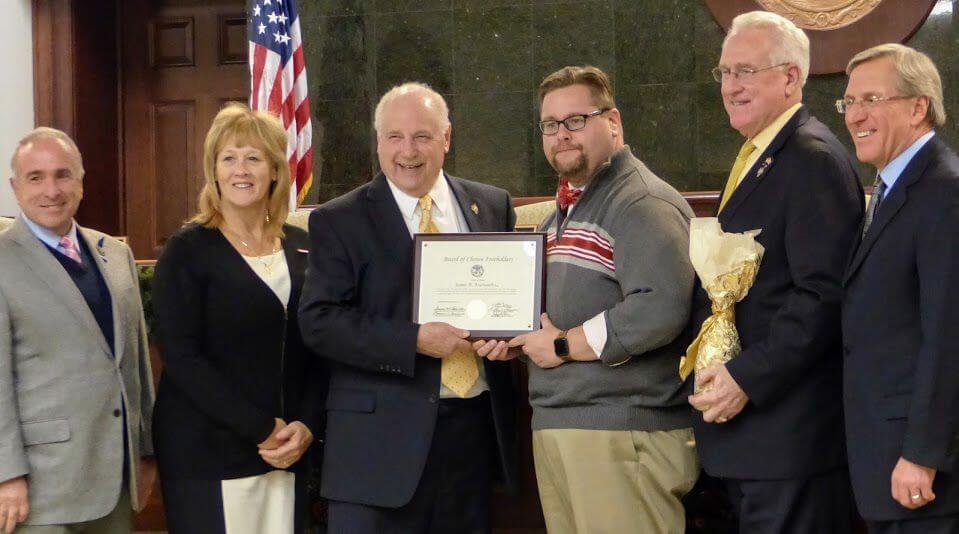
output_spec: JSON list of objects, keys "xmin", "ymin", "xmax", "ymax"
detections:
[{"xmin": 554, "ymin": 330, "xmax": 571, "ymax": 361}]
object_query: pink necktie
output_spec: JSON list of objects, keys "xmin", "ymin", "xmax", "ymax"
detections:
[{"xmin": 59, "ymin": 236, "xmax": 82, "ymax": 264}]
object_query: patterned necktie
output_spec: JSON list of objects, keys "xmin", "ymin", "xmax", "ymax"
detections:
[
  {"xmin": 58, "ymin": 236, "xmax": 82, "ymax": 264},
  {"xmin": 556, "ymin": 178, "xmax": 583, "ymax": 215},
  {"xmin": 718, "ymin": 140, "xmax": 756, "ymax": 213},
  {"xmin": 418, "ymin": 194, "xmax": 479, "ymax": 398},
  {"xmin": 862, "ymin": 175, "xmax": 888, "ymax": 236}
]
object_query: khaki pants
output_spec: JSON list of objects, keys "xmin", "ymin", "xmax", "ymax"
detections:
[
  {"xmin": 17, "ymin": 486, "xmax": 131, "ymax": 534},
  {"xmin": 533, "ymin": 428, "xmax": 699, "ymax": 534}
]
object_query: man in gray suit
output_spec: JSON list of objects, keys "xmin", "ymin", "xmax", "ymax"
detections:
[{"xmin": 0, "ymin": 128, "xmax": 155, "ymax": 533}]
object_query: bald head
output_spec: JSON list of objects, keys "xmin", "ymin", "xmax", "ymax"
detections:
[
  {"xmin": 374, "ymin": 82, "xmax": 450, "ymax": 134},
  {"xmin": 11, "ymin": 127, "xmax": 84, "ymax": 179}
]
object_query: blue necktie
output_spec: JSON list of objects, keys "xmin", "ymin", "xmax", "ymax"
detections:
[{"xmin": 862, "ymin": 175, "xmax": 887, "ymax": 236}]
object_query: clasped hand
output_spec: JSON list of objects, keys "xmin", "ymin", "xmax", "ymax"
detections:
[
  {"xmin": 687, "ymin": 363, "xmax": 748, "ymax": 423},
  {"xmin": 258, "ymin": 417, "xmax": 313, "ymax": 470},
  {"xmin": 891, "ymin": 456, "xmax": 937, "ymax": 509}
]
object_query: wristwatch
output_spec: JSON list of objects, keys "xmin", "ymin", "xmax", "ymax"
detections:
[{"xmin": 554, "ymin": 330, "xmax": 572, "ymax": 361}]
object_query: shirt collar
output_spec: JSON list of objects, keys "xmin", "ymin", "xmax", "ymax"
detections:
[
  {"xmin": 20, "ymin": 214, "xmax": 79, "ymax": 251},
  {"xmin": 386, "ymin": 170, "xmax": 452, "ymax": 222},
  {"xmin": 878, "ymin": 130, "xmax": 936, "ymax": 192},
  {"xmin": 749, "ymin": 102, "xmax": 803, "ymax": 154}
]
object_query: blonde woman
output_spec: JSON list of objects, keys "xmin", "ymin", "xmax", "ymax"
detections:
[{"xmin": 152, "ymin": 103, "xmax": 326, "ymax": 533}]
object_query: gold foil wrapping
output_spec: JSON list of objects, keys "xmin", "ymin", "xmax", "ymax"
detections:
[{"xmin": 679, "ymin": 218, "xmax": 765, "ymax": 393}]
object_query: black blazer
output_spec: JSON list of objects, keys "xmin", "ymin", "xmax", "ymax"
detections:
[
  {"xmin": 298, "ymin": 173, "xmax": 519, "ymax": 508},
  {"xmin": 842, "ymin": 136, "xmax": 959, "ymax": 520},
  {"xmin": 692, "ymin": 108, "xmax": 864, "ymax": 479},
  {"xmin": 152, "ymin": 223, "xmax": 327, "ymax": 480}
]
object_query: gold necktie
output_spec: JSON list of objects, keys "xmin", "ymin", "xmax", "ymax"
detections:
[
  {"xmin": 419, "ymin": 194, "xmax": 479, "ymax": 398},
  {"xmin": 718, "ymin": 140, "xmax": 756, "ymax": 213}
]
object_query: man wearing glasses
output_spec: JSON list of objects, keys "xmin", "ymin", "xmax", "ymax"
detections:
[
  {"xmin": 508, "ymin": 65, "xmax": 699, "ymax": 533},
  {"xmin": 686, "ymin": 11, "xmax": 863, "ymax": 532},
  {"xmin": 841, "ymin": 44, "xmax": 959, "ymax": 534}
]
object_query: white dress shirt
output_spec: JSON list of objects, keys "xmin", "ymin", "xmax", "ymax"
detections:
[{"xmin": 386, "ymin": 171, "xmax": 490, "ymax": 398}]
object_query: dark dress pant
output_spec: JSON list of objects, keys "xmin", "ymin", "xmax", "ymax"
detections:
[
  {"xmin": 327, "ymin": 393, "xmax": 493, "ymax": 534},
  {"xmin": 724, "ymin": 466, "xmax": 854, "ymax": 533},
  {"xmin": 867, "ymin": 515, "xmax": 959, "ymax": 534}
]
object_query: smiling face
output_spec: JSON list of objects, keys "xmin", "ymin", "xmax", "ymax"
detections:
[
  {"xmin": 539, "ymin": 84, "xmax": 621, "ymax": 186},
  {"xmin": 844, "ymin": 56, "xmax": 929, "ymax": 169},
  {"xmin": 214, "ymin": 139, "xmax": 275, "ymax": 212},
  {"xmin": 719, "ymin": 28, "xmax": 799, "ymax": 139},
  {"xmin": 376, "ymin": 93, "xmax": 450, "ymax": 197},
  {"xmin": 10, "ymin": 137, "xmax": 84, "ymax": 236}
]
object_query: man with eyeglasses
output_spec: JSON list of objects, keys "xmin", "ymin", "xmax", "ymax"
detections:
[
  {"xmin": 507, "ymin": 65, "xmax": 699, "ymax": 533},
  {"xmin": 840, "ymin": 44, "xmax": 959, "ymax": 534},
  {"xmin": 686, "ymin": 10, "xmax": 863, "ymax": 532}
]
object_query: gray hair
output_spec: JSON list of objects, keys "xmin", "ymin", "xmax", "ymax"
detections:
[
  {"xmin": 725, "ymin": 11, "xmax": 810, "ymax": 87},
  {"xmin": 373, "ymin": 82, "xmax": 450, "ymax": 133},
  {"xmin": 11, "ymin": 127, "xmax": 85, "ymax": 178},
  {"xmin": 847, "ymin": 43, "xmax": 945, "ymax": 127}
]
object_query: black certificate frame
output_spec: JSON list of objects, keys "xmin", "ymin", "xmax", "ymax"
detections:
[{"xmin": 412, "ymin": 232, "xmax": 547, "ymax": 340}]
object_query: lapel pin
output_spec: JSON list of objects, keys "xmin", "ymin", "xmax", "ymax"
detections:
[
  {"xmin": 756, "ymin": 156, "xmax": 774, "ymax": 178},
  {"xmin": 96, "ymin": 236, "xmax": 108, "ymax": 263},
  {"xmin": 471, "ymin": 202, "xmax": 479, "ymax": 215},
  {"xmin": 296, "ymin": 248, "xmax": 309, "ymax": 254}
]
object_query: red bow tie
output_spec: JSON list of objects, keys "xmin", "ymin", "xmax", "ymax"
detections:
[{"xmin": 557, "ymin": 179, "xmax": 583, "ymax": 213}]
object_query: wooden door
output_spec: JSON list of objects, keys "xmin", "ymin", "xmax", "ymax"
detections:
[{"xmin": 121, "ymin": 0, "xmax": 247, "ymax": 259}]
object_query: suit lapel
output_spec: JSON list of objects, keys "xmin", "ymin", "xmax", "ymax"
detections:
[
  {"xmin": 720, "ymin": 108, "xmax": 809, "ymax": 222},
  {"xmin": 844, "ymin": 138, "xmax": 939, "ymax": 284},
  {"xmin": 10, "ymin": 219, "xmax": 114, "ymax": 356},
  {"xmin": 447, "ymin": 174, "xmax": 482, "ymax": 232},
  {"xmin": 79, "ymin": 228, "xmax": 123, "ymax": 363},
  {"xmin": 282, "ymin": 226, "xmax": 306, "ymax": 307},
  {"xmin": 366, "ymin": 173, "xmax": 414, "ymax": 259}
]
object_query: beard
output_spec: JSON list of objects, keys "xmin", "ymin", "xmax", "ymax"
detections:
[{"xmin": 548, "ymin": 145, "xmax": 589, "ymax": 182}]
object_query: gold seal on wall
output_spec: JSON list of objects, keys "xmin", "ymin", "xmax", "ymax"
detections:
[{"xmin": 754, "ymin": 0, "xmax": 883, "ymax": 30}]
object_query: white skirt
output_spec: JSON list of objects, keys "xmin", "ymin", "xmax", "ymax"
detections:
[{"xmin": 221, "ymin": 470, "xmax": 296, "ymax": 534}]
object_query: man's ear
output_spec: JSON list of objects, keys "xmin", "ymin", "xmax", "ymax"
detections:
[
  {"xmin": 784, "ymin": 64, "xmax": 802, "ymax": 97},
  {"xmin": 910, "ymin": 96, "xmax": 931, "ymax": 128},
  {"xmin": 607, "ymin": 108, "xmax": 622, "ymax": 138}
]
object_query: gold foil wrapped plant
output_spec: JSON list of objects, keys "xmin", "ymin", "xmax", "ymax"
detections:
[{"xmin": 679, "ymin": 218, "xmax": 764, "ymax": 393}]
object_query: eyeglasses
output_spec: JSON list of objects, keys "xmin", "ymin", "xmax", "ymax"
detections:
[
  {"xmin": 711, "ymin": 63, "xmax": 790, "ymax": 83},
  {"xmin": 835, "ymin": 94, "xmax": 914, "ymax": 114},
  {"xmin": 538, "ymin": 109, "xmax": 610, "ymax": 135}
]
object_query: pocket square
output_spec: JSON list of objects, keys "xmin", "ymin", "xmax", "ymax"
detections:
[{"xmin": 296, "ymin": 248, "xmax": 309, "ymax": 254}]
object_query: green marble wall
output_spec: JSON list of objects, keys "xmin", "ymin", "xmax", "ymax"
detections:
[{"xmin": 298, "ymin": 0, "xmax": 959, "ymax": 204}]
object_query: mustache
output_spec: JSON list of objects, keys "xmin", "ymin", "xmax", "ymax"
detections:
[{"xmin": 550, "ymin": 143, "xmax": 583, "ymax": 157}]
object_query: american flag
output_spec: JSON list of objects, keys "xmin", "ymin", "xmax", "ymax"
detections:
[{"xmin": 248, "ymin": 0, "xmax": 313, "ymax": 208}]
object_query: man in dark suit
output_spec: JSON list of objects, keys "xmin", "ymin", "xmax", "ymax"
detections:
[
  {"xmin": 841, "ymin": 43, "xmax": 959, "ymax": 534},
  {"xmin": 298, "ymin": 82, "xmax": 518, "ymax": 533},
  {"xmin": 687, "ymin": 11, "xmax": 863, "ymax": 532}
]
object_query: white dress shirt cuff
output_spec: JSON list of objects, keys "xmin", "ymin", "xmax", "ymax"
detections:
[{"xmin": 582, "ymin": 312, "xmax": 607, "ymax": 360}]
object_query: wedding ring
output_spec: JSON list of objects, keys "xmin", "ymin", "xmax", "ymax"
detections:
[
  {"xmin": 717, "ymin": 416, "xmax": 728, "ymax": 423},
  {"xmin": 910, "ymin": 492, "xmax": 922, "ymax": 501}
]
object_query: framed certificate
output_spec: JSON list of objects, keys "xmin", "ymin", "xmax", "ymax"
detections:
[{"xmin": 412, "ymin": 232, "xmax": 546, "ymax": 339}]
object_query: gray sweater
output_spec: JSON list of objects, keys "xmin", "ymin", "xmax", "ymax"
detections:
[{"xmin": 529, "ymin": 146, "xmax": 696, "ymax": 431}]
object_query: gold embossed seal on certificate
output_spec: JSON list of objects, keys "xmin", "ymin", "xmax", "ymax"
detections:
[{"xmin": 412, "ymin": 232, "xmax": 546, "ymax": 339}]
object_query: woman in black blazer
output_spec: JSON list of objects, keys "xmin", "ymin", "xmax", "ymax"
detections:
[{"xmin": 152, "ymin": 103, "xmax": 326, "ymax": 533}]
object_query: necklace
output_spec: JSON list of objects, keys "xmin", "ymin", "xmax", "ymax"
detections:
[
  {"xmin": 239, "ymin": 238, "xmax": 280, "ymax": 276},
  {"xmin": 224, "ymin": 227, "xmax": 280, "ymax": 276}
]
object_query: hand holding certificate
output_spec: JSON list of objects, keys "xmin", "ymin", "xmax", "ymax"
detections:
[{"xmin": 412, "ymin": 233, "xmax": 546, "ymax": 340}]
